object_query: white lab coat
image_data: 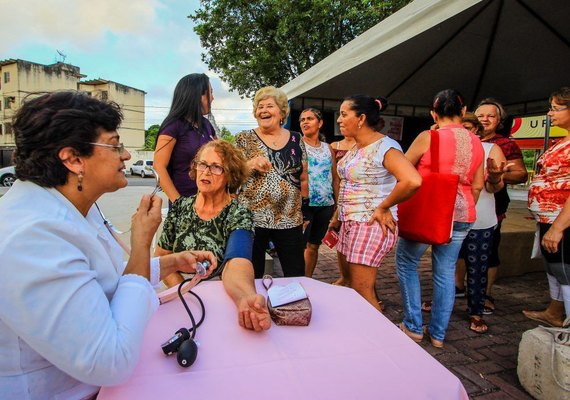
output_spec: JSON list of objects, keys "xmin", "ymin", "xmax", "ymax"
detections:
[{"xmin": 0, "ymin": 180, "xmax": 159, "ymax": 399}]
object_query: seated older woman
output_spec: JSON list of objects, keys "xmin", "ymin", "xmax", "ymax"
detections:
[
  {"xmin": 156, "ymin": 140, "xmax": 271, "ymax": 332},
  {"xmin": 0, "ymin": 91, "xmax": 217, "ymax": 398}
]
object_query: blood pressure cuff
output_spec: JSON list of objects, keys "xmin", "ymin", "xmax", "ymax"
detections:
[{"xmin": 223, "ymin": 229, "xmax": 254, "ymax": 266}]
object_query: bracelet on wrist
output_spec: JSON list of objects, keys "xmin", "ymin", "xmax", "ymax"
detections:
[{"xmin": 487, "ymin": 179, "xmax": 502, "ymax": 185}]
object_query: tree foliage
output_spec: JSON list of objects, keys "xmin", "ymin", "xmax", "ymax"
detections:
[
  {"xmin": 191, "ymin": 0, "xmax": 412, "ymax": 98},
  {"xmin": 143, "ymin": 124, "xmax": 159, "ymax": 151},
  {"xmin": 219, "ymin": 126, "xmax": 236, "ymax": 144}
]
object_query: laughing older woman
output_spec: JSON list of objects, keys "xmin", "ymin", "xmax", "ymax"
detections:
[{"xmin": 235, "ymin": 86, "xmax": 308, "ymax": 278}]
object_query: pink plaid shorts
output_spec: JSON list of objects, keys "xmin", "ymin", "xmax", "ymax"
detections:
[{"xmin": 338, "ymin": 220, "xmax": 397, "ymax": 267}]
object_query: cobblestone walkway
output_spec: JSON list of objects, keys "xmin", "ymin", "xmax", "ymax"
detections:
[{"xmin": 306, "ymin": 245, "xmax": 549, "ymax": 399}]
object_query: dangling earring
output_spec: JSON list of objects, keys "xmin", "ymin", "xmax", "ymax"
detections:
[
  {"xmin": 280, "ymin": 119, "xmax": 284, "ymax": 125},
  {"xmin": 77, "ymin": 171, "xmax": 84, "ymax": 192}
]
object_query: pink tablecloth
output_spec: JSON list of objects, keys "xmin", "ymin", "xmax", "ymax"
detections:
[{"xmin": 99, "ymin": 277, "xmax": 468, "ymax": 399}]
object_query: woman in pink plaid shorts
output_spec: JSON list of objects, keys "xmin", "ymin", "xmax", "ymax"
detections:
[{"xmin": 329, "ymin": 95, "xmax": 421, "ymax": 311}]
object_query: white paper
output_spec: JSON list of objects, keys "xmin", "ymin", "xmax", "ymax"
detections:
[{"xmin": 267, "ymin": 282, "xmax": 308, "ymax": 307}]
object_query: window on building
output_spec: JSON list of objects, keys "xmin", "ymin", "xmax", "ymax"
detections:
[
  {"xmin": 3, "ymin": 72, "xmax": 10, "ymax": 84},
  {"xmin": 4, "ymin": 123, "xmax": 13, "ymax": 135},
  {"xmin": 3, "ymin": 97, "xmax": 15, "ymax": 109},
  {"xmin": 101, "ymin": 91, "xmax": 108, "ymax": 101}
]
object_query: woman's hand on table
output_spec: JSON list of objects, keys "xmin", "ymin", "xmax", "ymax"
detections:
[{"xmin": 237, "ymin": 294, "xmax": 271, "ymax": 332}]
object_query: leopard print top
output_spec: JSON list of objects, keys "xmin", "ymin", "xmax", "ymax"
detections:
[{"xmin": 235, "ymin": 129, "xmax": 306, "ymax": 229}]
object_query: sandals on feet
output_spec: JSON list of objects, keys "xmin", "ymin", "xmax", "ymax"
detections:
[
  {"xmin": 522, "ymin": 309, "xmax": 564, "ymax": 327},
  {"xmin": 423, "ymin": 326, "xmax": 444, "ymax": 348},
  {"xmin": 399, "ymin": 322, "xmax": 423, "ymax": 343},
  {"xmin": 483, "ymin": 295, "xmax": 495, "ymax": 315},
  {"xmin": 469, "ymin": 316, "xmax": 488, "ymax": 334},
  {"xmin": 378, "ymin": 300, "xmax": 385, "ymax": 311},
  {"xmin": 421, "ymin": 300, "xmax": 432, "ymax": 313}
]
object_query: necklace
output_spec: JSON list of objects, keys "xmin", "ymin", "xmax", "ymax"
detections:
[
  {"xmin": 257, "ymin": 129, "xmax": 279, "ymax": 147},
  {"xmin": 266, "ymin": 134, "xmax": 279, "ymax": 147}
]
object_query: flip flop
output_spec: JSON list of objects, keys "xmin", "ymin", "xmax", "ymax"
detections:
[
  {"xmin": 522, "ymin": 310, "xmax": 564, "ymax": 327},
  {"xmin": 378, "ymin": 300, "xmax": 385, "ymax": 311},
  {"xmin": 399, "ymin": 322, "xmax": 423, "ymax": 343},
  {"xmin": 423, "ymin": 326, "xmax": 444, "ymax": 348},
  {"xmin": 482, "ymin": 295, "xmax": 495, "ymax": 315},
  {"xmin": 469, "ymin": 316, "xmax": 488, "ymax": 334}
]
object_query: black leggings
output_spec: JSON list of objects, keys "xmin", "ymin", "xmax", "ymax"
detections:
[
  {"xmin": 252, "ymin": 225, "xmax": 305, "ymax": 279},
  {"xmin": 539, "ymin": 223, "xmax": 570, "ymax": 285}
]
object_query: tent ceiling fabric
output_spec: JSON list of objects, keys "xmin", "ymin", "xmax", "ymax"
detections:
[{"xmin": 281, "ymin": 0, "xmax": 570, "ymax": 110}]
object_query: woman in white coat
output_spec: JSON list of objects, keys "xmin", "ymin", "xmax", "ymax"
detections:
[{"xmin": 0, "ymin": 91, "xmax": 217, "ymax": 399}]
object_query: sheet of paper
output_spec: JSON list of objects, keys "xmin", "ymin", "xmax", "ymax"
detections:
[{"xmin": 267, "ymin": 282, "xmax": 308, "ymax": 307}]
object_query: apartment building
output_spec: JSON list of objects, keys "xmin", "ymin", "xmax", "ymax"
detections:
[
  {"xmin": 79, "ymin": 79, "xmax": 146, "ymax": 150},
  {"xmin": 0, "ymin": 59, "xmax": 145, "ymax": 164}
]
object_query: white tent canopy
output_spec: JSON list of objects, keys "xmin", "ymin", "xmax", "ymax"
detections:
[{"xmin": 281, "ymin": 0, "xmax": 570, "ymax": 114}]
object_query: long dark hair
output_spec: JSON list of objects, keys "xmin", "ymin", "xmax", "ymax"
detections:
[{"xmin": 159, "ymin": 73, "xmax": 211, "ymax": 133}]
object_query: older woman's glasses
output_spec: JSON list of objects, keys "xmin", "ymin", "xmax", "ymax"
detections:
[
  {"xmin": 194, "ymin": 161, "xmax": 224, "ymax": 175},
  {"xmin": 548, "ymin": 106, "xmax": 568, "ymax": 113},
  {"xmin": 89, "ymin": 142, "xmax": 125, "ymax": 155}
]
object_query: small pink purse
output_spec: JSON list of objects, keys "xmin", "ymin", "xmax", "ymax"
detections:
[{"xmin": 262, "ymin": 275, "xmax": 312, "ymax": 326}]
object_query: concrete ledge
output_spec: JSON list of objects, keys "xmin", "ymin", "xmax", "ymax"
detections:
[
  {"xmin": 497, "ymin": 230, "xmax": 544, "ymax": 278},
  {"xmin": 496, "ymin": 200, "xmax": 544, "ymax": 278}
]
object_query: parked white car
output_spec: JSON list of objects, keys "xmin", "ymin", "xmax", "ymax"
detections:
[
  {"xmin": 130, "ymin": 160, "xmax": 154, "ymax": 178},
  {"xmin": 0, "ymin": 166, "xmax": 15, "ymax": 187}
]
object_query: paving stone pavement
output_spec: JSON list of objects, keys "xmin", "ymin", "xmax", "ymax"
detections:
[{"xmin": 304, "ymin": 243, "xmax": 549, "ymax": 399}]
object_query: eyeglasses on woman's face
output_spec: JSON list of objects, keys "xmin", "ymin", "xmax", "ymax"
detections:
[
  {"xmin": 548, "ymin": 105, "xmax": 568, "ymax": 113},
  {"xmin": 89, "ymin": 142, "xmax": 126, "ymax": 155},
  {"xmin": 194, "ymin": 160, "xmax": 225, "ymax": 176}
]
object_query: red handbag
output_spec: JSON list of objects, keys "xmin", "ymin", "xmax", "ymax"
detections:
[{"xmin": 397, "ymin": 130, "xmax": 459, "ymax": 245}]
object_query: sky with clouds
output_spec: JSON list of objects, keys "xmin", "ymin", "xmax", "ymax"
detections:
[{"xmin": 1, "ymin": 0, "xmax": 256, "ymax": 133}]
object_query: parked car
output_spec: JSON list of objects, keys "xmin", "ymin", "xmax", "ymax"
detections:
[
  {"xmin": 0, "ymin": 166, "xmax": 15, "ymax": 187},
  {"xmin": 130, "ymin": 160, "xmax": 154, "ymax": 178}
]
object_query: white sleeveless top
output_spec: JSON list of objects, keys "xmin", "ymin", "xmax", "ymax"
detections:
[{"xmin": 473, "ymin": 142, "xmax": 498, "ymax": 230}]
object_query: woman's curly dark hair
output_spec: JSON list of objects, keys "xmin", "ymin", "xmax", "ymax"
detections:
[
  {"xmin": 189, "ymin": 139, "xmax": 249, "ymax": 194},
  {"xmin": 12, "ymin": 91, "xmax": 123, "ymax": 187}
]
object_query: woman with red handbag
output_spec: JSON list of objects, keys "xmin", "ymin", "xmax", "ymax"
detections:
[
  {"xmin": 329, "ymin": 95, "xmax": 421, "ymax": 311},
  {"xmin": 396, "ymin": 89, "xmax": 485, "ymax": 348}
]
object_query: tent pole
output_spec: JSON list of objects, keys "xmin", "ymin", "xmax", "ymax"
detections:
[{"xmin": 543, "ymin": 115, "xmax": 551, "ymax": 153}]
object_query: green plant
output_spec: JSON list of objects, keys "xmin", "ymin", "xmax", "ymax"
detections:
[{"xmin": 522, "ymin": 149, "xmax": 537, "ymax": 171}]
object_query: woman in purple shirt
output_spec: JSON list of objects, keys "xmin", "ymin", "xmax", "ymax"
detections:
[{"xmin": 154, "ymin": 74, "xmax": 216, "ymax": 203}]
